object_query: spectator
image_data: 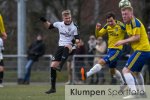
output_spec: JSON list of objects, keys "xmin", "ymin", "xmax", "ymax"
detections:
[
  {"xmin": 87, "ymin": 35, "xmax": 97, "ymax": 84},
  {"xmin": 23, "ymin": 34, "xmax": 45, "ymax": 84},
  {"xmin": 65, "ymin": 50, "xmax": 76, "ymax": 85},
  {"xmin": 75, "ymin": 39, "xmax": 86, "ymax": 83},
  {"xmin": 94, "ymin": 37, "xmax": 107, "ymax": 84}
]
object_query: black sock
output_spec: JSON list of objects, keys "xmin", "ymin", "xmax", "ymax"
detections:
[
  {"xmin": 0, "ymin": 71, "xmax": 3, "ymax": 84},
  {"xmin": 59, "ymin": 47, "xmax": 69, "ymax": 69},
  {"xmin": 51, "ymin": 68, "xmax": 56, "ymax": 89}
]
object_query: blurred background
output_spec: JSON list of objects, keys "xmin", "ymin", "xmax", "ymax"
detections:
[{"xmin": 0, "ymin": 0, "xmax": 149, "ymax": 54}]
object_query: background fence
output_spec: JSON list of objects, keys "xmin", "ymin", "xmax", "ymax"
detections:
[
  {"xmin": 72, "ymin": 55, "xmax": 127, "ymax": 85},
  {"xmin": 3, "ymin": 55, "xmax": 51, "ymax": 82},
  {"xmin": 3, "ymin": 54, "xmax": 150, "ymax": 85}
]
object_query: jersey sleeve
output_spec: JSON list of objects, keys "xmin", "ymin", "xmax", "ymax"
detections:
[
  {"xmin": 95, "ymin": 24, "xmax": 107, "ymax": 38},
  {"xmin": 53, "ymin": 22, "xmax": 60, "ymax": 28},
  {"xmin": 132, "ymin": 27, "xmax": 140, "ymax": 35},
  {"xmin": 0, "ymin": 38, "xmax": 4, "ymax": 51},
  {"xmin": 73, "ymin": 26, "xmax": 78, "ymax": 35},
  {"xmin": 0, "ymin": 14, "xmax": 6, "ymax": 34},
  {"xmin": 131, "ymin": 19, "xmax": 141, "ymax": 35}
]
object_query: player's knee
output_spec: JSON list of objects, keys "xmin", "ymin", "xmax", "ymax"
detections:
[
  {"xmin": 109, "ymin": 68, "xmax": 116, "ymax": 75},
  {"xmin": 98, "ymin": 59, "xmax": 106, "ymax": 66},
  {"xmin": 122, "ymin": 67, "xmax": 130, "ymax": 74},
  {"xmin": 0, "ymin": 66, "xmax": 4, "ymax": 72},
  {"xmin": 65, "ymin": 45, "xmax": 72, "ymax": 53},
  {"xmin": 50, "ymin": 61, "xmax": 60, "ymax": 68}
]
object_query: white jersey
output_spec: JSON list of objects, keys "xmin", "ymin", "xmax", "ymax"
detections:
[
  {"xmin": 0, "ymin": 38, "xmax": 4, "ymax": 59},
  {"xmin": 53, "ymin": 21, "xmax": 78, "ymax": 46}
]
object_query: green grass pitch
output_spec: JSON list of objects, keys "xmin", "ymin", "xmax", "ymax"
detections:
[{"xmin": 0, "ymin": 84, "xmax": 65, "ymax": 100}]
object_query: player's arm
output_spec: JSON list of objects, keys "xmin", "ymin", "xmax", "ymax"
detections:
[
  {"xmin": 0, "ymin": 14, "xmax": 7, "ymax": 39},
  {"xmin": 73, "ymin": 24, "xmax": 80, "ymax": 44},
  {"xmin": 40, "ymin": 17, "xmax": 54, "ymax": 29},
  {"xmin": 115, "ymin": 28, "xmax": 140, "ymax": 46},
  {"xmin": 95, "ymin": 23, "xmax": 107, "ymax": 38}
]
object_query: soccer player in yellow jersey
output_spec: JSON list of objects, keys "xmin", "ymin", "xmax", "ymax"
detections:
[
  {"xmin": 81, "ymin": 12, "xmax": 126, "ymax": 86},
  {"xmin": 0, "ymin": 14, "xmax": 7, "ymax": 39},
  {"xmin": 0, "ymin": 14, "xmax": 7, "ymax": 87},
  {"xmin": 115, "ymin": 6, "xmax": 150, "ymax": 99}
]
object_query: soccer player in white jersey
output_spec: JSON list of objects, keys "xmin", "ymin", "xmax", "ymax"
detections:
[{"xmin": 40, "ymin": 10, "xmax": 80, "ymax": 94}]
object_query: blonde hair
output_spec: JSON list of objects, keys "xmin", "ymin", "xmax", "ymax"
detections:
[
  {"xmin": 62, "ymin": 10, "xmax": 71, "ymax": 17},
  {"xmin": 121, "ymin": 6, "xmax": 133, "ymax": 12}
]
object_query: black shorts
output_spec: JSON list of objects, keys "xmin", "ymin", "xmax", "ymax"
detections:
[
  {"xmin": 0, "ymin": 60, "xmax": 4, "ymax": 66},
  {"xmin": 52, "ymin": 46, "xmax": 76, "ymax": 61},
  {"xmin": 52, "ymin": 46, "xmax": 65, "ymax": 61}
]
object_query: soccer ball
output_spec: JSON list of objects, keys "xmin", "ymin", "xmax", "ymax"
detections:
[{"xmin": 119, "ymin": 0, "xmax": 131, "ymax": 8}]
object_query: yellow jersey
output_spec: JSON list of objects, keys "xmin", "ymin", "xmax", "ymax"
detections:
[
  {"xmin": 95, "ymin": 20, "xmax": 126, "ymax": 50},
  {"xmin": 0, "ymin": 14, "xmax": 6, "ymax": 35},
  {"xmin": 126, "ymin": 18, "xmax": 150, "ymax": 51}
]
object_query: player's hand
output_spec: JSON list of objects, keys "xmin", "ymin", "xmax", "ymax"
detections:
[
  {"xmin": 2, "ymin": 33, "xmax": 7, "ymax": 40},
  {"xmin": 40, "ymin": 17, "xmax": 47, "ymax": 22},
  {"xmin": 75, "ymin": 39, "xmax": 80, "ymax": 44},
  {"xmin": 114, "ymin": 40, "xmax": 126, "ymax": 47},
  {"xmin": 96, "ymin": 23, "xmax": 101, "ymax": 30}
]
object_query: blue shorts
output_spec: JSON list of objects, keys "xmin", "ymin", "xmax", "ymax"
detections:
[
  {"xmin": 125, "ymin": 51, "xmax": 150, "ymax": 72},
  {"xmin": 103, "ymin": 49, "xmax": 122, "ymax": 68}
]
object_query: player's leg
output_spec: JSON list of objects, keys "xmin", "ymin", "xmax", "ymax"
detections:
[
  {"xmin": 45, "ymin": 47, "xmax": 63, "ymax": 94},
  {"xmin": 109, "ymin": 68, "xmax": 125, "ymax": 84},
  {"xmin": 81, "ymin": 58, "xmax": 105, "ymax": 81},
  {"xmin": 107, "ymin": 49, "xmax": 125, "ymax": 86},
  {"xmin": 0, "ymin": 60, "xmax": 4, "ymax": 87},
  {"xmin": 0, "ymin": 66, "xmax": 4, "ymax": 87},
  {"xmin": 57, "ymin": 45, "xmax": 72, "ymax": 71},
  {"xmin": 80, "ymin": 49, "xmax": 120, "ymax": 81},
  {"xmin": 134, "ymin": 72, "xmax": 145, "ymax": 93},
  {"xmin": 0, "ymin": 67, "xmax": 4, "ymax": 87},
  {"xmin": 109, "ymin": 60, "xmax": 125, "ymax": 85},
  {"xmin": 66, "ymin": 57, "xmax": 72, "ymax": 85},
  {"xmin": 133, "ymin": 52, "xmax": 150, "ymax": 98},
  {"xmin": 45, "ymin": 61, "xmax": 60, "ymax": 94},
  {"xmin": 122, "ymin": 51, "xmax": 148, "ymax": 99}
]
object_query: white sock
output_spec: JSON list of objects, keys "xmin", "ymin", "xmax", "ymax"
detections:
[
  {"xmin": 135, "ymin": 73, "xmax": 145, "ymax": 92},
  {"xmin": 113, "ymin": 70, "xmax": 125, "ymax": 85},
  {"xmin": 87, "ymin": 64, "xmax": 102, "ymax": 77},
  {"xmin": 124, "ymin": 73, "xmax": 137, "ymax": 92}
]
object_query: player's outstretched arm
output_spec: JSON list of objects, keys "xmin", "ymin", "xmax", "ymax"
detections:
[{"xmin": 95, "ymin": 23, "xmax": 102, "ymax": 38}]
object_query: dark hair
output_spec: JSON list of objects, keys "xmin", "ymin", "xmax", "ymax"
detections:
[{"xmin": 106, "ymin": 12, "xmax": 116, "ymax": 19}]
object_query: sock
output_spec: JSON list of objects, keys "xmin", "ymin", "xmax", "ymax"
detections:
[
  {"xmin": 0, "ymin": 71, "xmax": 3, "ymax": 84},
  {"xmin": 114, "ymin": 70, "xmax": 125, "ymax": 85},
  {"xmin": 87, "ymin": 64, "xmax": 102, "ymax": 77},
  {"xmin": 59, "ymin": 47, "xmax": 69, "ymax": 69},
  {"xmin": 51, "ymin": 68, "xmax": 56, "ymax": 89},
  {"xmin": 135, "ymin": 73, "xmax": 145, "ymax": 92},
  {"xmin": 124, "ymin": 73, "xmax": 137, "ymax": 92}
]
